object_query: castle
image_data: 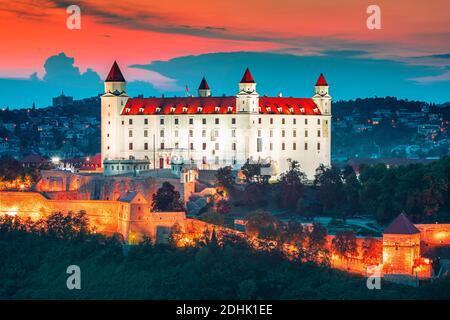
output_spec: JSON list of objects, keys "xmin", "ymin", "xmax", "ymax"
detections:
[{"xmin": 101, "ymin": 62, "xmax": 331, "ymax": 179}]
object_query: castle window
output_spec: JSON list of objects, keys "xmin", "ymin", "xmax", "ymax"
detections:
[
  {"xmin": 170, "ymin": 107, "xmax": 176, "ymax": 113},
  {"xmin": 305, "ymin": 118, "xmax": 308, "ymax": 125},
  {"xmin": 293, "ymin": 130, "xmax": 296, "ymax": 137},
  {"xmin": 182, "ymin": 107, "xmax": 188, "ymax": 113},
  {"xmin": 258, "ymin": 107, "xmax": 262, "ymax": 112},
  {"xmin": 160, "ymin": 118, "xmax": 164, "ymax": 125},
  {"xmin": 144, "ymin": 118, "xmax": 148, "ymax": 125},
  {"xmin": 304, "ymin": 142, "xmax": 308, "ymax": 150},
  {"xmin": 317, "ymin": 130, "xmax": 321, "ymax": 137},
  {"xmin": 198, "ymin": 107, "xmax": 203, "ymax": 113},
  {"xmin": 232, "ymin": 118, "xmax": 236, "ymax": 124},
  {"xmin": 144, "ymin": 142, "xmax": 148, "ymax": 150},
  {"xmin": 108, "ymin": 121, "xmax": 111, "ymax": 125},
  {"xmin": 215, "ymin": 107, "xmax": 220, "ymax": 113},
  {"xmin": 293, "ymin": 118, "xmax": 296, "ymax": 125},
  {"xmin": 189, "ymin": 130, "xmax": 193, "ymax": 138},
  {"xmin": 174, "ymin": 118, "xmax": 179, "ymax": 125},
  {"xmin": 270, "ymin": 118, "xmax": 273, "ymax": 124},
  {"xmin": 258, "ymin": 118, "xmax": 262, "ymax": 124},
  {"xmin": 107, "ymin": 133, "xmax": 109, "ymax": 137},
  {"xmin": 277, "ymin": 107, "xmax": 282, "ymax": 113},
  {"xmin": 125, "ymin": 108, "xmax": 131, "ymax": 113},
  {"xmin": 156, "ymin": 108, "xmax": 161, "ymax": 113},
  {"xmin": 202, "ymin": 143, "xmax": 206, "ymax": 150},
  {"xmin": 129, "ymin": 119, "xmax": 133, "ymax": 125},
  {"xmin": 175, "ymin": 130, "xmax": 179, "ymax": 138},
  {"xmin": 282, "ymin": 118, "xmax": 285, "ymax": 125},
  {"xmin": 270, "ymin": 143, "xmax": 273, "ymax": 151},
  {"xmin": 215, "ymin": 156, "xmax": 219, "ymax": 165},
  {"xmin": 293, "ymin": 143, "xmax": 296, "ymax": 150},
  {"xmin": 189, "ymin": 118, "xmax": 194, "ymax": 125},
  {"xmin": 129, "ymin": 130, "xmax": 133, "ymax": 137},
  {"xmin": 129, "ymin": 143, "xmax": 133, "ymax": 150},
  {"xmin": 282, "ymin": 142, "xmax": 285, "ymax": 150},
  {"xmin": 266, "ymin": 107, "xmax": 271, "ymax": 112},
  {"xmin": 313, "ymin": 108, "xmax": 319, "ymax": 113},
  {"xmin": 215, "ymin": 143, "xmax": 219, "ymax": 150},
  {"xmin": 317, "ymin": 142, "xmax": 321, "ymax": 150},
  {"xmin": 202, "ymin": 130, "xmax": 206, "ymax": 137},
  {"xmin": 318, "ymin": 119, "xmax": 321, "ymax": 125},
  {"xmin": 160, "ymin": 130, "xmax": 164, "ymax": 137},
  {"xmin": 139, "ymin": 107, "xmax": 144, "ymax": 113},
  {"xmin": 228, "ymin": 106, "xmax": 233, "ymax": 113},
  {"xmin": 257, "ymin": 138, "xmax": 262, "ymax": 152},
  {"xmin": 300, "ymin": 107, "xmax": 305, "ymax": 113},
  {"xmin": 160, "ymin": 143, "xmax": 165, "ymax": 149},
  {"xmin": 258, "ymin": 130, "xmax": 261, "ymax": 137},
  {"xmin": 190, "ymin": 143, "xmax": 194, "ymax": 150},
  {"xmin": 282, "ymin": 130, "xmax": 285, "ymax": 138},
  {"xmin": 175, "ymin": 142, "xmax": 179, "ymax": 148},
  {"xmin": 214, "ymin": 130, "xmax": 219, "ymax": 138},
  {"xmin": 144, "ymin": 130, "xmax": 148, "ymax": 137},
  {"xmin": 107, "ymin": 146, "xmax": 110, "ymax": 150},
  {"xmin": 215, "ymin": 118, "xmax": 220, "ymax": 124},
  {"xmin": 270, "ymin": 129, "xmax": 273, "ymax": 138},
  {"xmin": 232, "ymin": 129, "xmax": 236, "ymax": 137},
  {"xmin": 202, "ymin": 118, "xmax": 206, "ymax": 125},
  {"xmin": 289, "ymin": 107, "xmax": 294, "ymax": 113},
  {"xmin": 305, "ymin": 130, "xmax": 308, "ymax": 137},
  {"xmin": 232, "ymin": 142, "xmax": 236, "ymax": 151}
]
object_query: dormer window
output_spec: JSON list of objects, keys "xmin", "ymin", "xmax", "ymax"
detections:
[
  {"xmin": 139, "ymin": 107, "xmax": 144, "ymax": 113},
  {"xmin": 197, "ymin": 107, "xmax": 203, "ymax": 113},
  {"xmin": 277, "ymin": 107, "xmax": 282, "ymax": 113},
  {"xmin": 170, "ymin": 107, "xmax": 176, "ymax": 113},
  {"xmin": 215, "ymin": 106, "xmax": 220, "ymax": 113},
  {"xmin": 125, "ymin": 108, "xmax": 131, "ymax": 113},
  {"xmin": 266, "ymin": 107, "xmax": 271, "ymax": 112},
  {"xmin": 182, "ymin": 107, "xmax": 188, "ymax": 113},
  {"xmin": 227, "ymin": 106, "xmax": 233, "ymax": 113},
  {"xmin": 258, "ymin": 107, "xmax": 262, "ymax": 112},
  {"xmin": 313, "ymin": 108, "xmax": 319, "ymax": 113},
  {"xmin": 289, "ymin": 107, "xmax": 294, "ymax": 113},
  {"xmin": 300, "ymin": 107, "xmax": 305, "ymax": 113},
  {"xmin": 156, "ymin": 107, "xmax": 161, "ymax": 113}
]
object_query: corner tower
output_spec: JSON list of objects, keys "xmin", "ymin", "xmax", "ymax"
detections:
[
  {"xmin": 236, "ymin": 68, "xmax": 259, "ymax": 113},
  {"xmin": 382, "ymin": 213, "xmax": 421, "ymax": 275},
  {"xmin": 101, "ymin": 61, "xmax": 129, "ymax": 167},
  {"xmin": 198, "ymin": 77, "xmax": 211, "ymax": 97},
  {"xmin": 312, "ymin": 73, "xmax": 331, "ymax": 115}
]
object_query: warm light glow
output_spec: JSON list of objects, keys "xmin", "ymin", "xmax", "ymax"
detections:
[
  {"xmin": 6, "ymin": 207, "xmax": 18, "ymax": 216},
  {"xmin": 51, "ymin": 157, "xmax": 60, "ymax": 164}
]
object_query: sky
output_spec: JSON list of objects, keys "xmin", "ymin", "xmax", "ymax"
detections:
[{"xmin": 0, "ymin": 0, "xmax": 449, "ymax": 107}]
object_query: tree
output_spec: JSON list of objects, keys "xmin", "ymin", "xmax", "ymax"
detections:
[
  {"xmin": 314, "ymin": 165, "xmax": 345, "ymax": 217},
  {"xmin": 216, "ymin": 166, "xmax": 234, "ymax": 190},
  {"xmin": 331, "ymin": 230, "xmax": 358, "ymax": 260},
  {"xmin": 151, "ymin": 182, "xmax": 184, "ymax": 212},
  {"xmin": 245, "ymin": 210, "xmax": 281, "ymax": 241},
  {"xmin": 362, "ymin": 237, "xmax": 382, "ymax": 265},
  {"xmin": 276, "ymin": 160, "xmax": 306, "ymax": 212},
  {"xmin": 241, "ymin": 159, "xmax": 270, "ymax": 184}
]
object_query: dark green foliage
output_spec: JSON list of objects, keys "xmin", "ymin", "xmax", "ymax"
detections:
[
  {"xmin": 151, "ymin": 182, "xmax": 184, "ymax": 212},
  {"xmin": 1, "ymin": 214, "xmax": 449, "ymax": 299},
  {"xmin": 216, "ymin": 166, "xmax": 234, "ymax": 190}
]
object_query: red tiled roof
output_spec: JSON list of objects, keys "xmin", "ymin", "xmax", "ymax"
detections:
[
  {"xmin": 198, "ymin": 77, "xmax": 210, "ymax": 90},
  {"xmin": 105, "ymin": 61, "xmax": 125, "ymax": 82},
  {"xmin": 240, "ymin": 68, "xmax": 255, "ymax": 83},
  {"xmin": 316, "ymin": 73, "xmax": 328, "ymax": 86},
  {"xmin": 121, "ymin": 96, "xmax": 320, "ymax": 115},
  {"xmin": 384, "ymin": 213, "xmax": 420, "ymax": 235}
]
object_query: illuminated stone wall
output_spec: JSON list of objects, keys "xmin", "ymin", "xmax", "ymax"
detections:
[
  {"xmin": 415, "ymin": 224, "xmax": 450, "ymax": 246},
  {"xmin": 382, "ymin": 233, "xmax": 421, "ymax": 275}
]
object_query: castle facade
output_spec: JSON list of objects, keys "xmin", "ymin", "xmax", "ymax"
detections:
[{"xmin": 101, "ymin": 62, "xmax": 331, "ymax": 178}]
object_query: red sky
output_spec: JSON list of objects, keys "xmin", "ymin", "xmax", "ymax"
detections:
[{"xmin": 0, "ymin": 0, "xmax": 449, "ymax": 85}]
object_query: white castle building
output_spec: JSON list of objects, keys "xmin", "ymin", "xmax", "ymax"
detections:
[{"xmin": 101, "ymin": 62, "xmax": 331, "ymax": 179}]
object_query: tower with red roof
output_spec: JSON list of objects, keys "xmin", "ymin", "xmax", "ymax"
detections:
[
  {"xmin": 101, "ymin": 61, "xmax": 129, "ymax": 167},
  {"xmin": 312, "ymin": 73, "xmax": 331, "ymax": 115},
  {"xmin": 198, "ymin": 77, "xmax": 211, "ymax": 97},
  {"xmin": 236, "ymin": 67, "xmax": 259, "ymax": 113}
]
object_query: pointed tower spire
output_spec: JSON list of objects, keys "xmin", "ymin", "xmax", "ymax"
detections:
[
  {"xmin": 105, "ymin": 61, "xmax": 126, "ymax": 82},
  {"xmin": 315, "ymin": 73, "xmax": 328, "ymax": 86},
  {"xmin": 384, "ymin": 212, "xmax": 420, "ymax": 235},
  {"xmin": 240, "ymin": 67, "xmax": 255, "ymax": 83},
  {"xmin": 198, "ymin": 76, "xmax": 211, "ymax": 97}
]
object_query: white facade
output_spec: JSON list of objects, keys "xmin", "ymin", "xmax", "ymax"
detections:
[{"xmin": 101, "ymin": 64, "xmax": 331, "ymax": 179}]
